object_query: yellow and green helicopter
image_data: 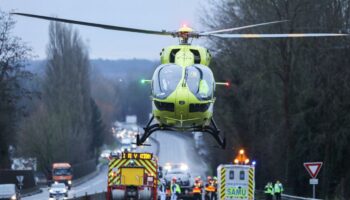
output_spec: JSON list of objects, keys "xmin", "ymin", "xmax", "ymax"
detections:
[{"xmin": 12, "ymin": 13, "xmax": 348, "ymax": 148}]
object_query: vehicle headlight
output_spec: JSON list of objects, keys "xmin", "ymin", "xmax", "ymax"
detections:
[
  {"xmin": 62, "ymin": 189, "xmax": 67, "ymax": 193},
  {"xmin": 164, "ymin": 164, "xmax": 172, "ymax": 171},
  {"xmin": 49, "ymin": 189, "xmax": 54, "ymax": 193},
  {"xmin": 68, "ymin": 180, "xmax": 72, "ymax": 185},
  {"xmin": 11, "ymin": 194, "xmax": 16, "ymax": 200},
  {"xmin": 180, "ymin": 164, "xmax": 189, "ymax": 171}
]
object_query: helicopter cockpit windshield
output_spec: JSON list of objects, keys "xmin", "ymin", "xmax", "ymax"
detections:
[
  {"xmin": 186, "ymin": 65, "xmax": 214, "ymax": 100},
  {"xmin": 152, "ymin": 64, "xmax": 182, "ymax": 99}
]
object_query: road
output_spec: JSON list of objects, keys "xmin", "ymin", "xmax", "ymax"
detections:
[
  {"xmin": 154, "ymin": 131, "xmax": 209, "ymax": 179},
  {"xmin": 23, "ymin": 131, "xmax": 207, "ymax": 199}
]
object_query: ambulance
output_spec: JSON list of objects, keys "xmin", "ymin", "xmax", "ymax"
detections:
[{"xmin": 217, "ymin": 164, "xmax": 255, "ymax": 200}]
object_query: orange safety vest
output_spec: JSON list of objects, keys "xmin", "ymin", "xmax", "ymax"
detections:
[
  {"xmin": 193, "ymin": 183, "xmax": 202, "ymax": 194},
  {"xmin": 205, "ymin": 181, "xmax": 216, "ymax": 192},
  {"xmin": 166, "ymin": 189, "xmax": 171, "ymax": 196}
]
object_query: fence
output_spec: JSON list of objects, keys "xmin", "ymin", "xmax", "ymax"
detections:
[{"xmin": 256, "ymin": 190, "xmax": 322, "ymax": 200}]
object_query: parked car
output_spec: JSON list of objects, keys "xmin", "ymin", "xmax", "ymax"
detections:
[
  {"xmin": 0, "ymin": 184, "xmax": 21, "ymax": 200},
  {"xmin": 163, "ymin": 163, "xmax": 192, "ymax": 198}
]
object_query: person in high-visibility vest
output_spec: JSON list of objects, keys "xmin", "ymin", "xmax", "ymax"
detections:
[
  {"xmin": 274, "ymin": 180, "xmax": 283, "ymax": 200},
  {"xmin": 205, "ymin": 176, "xmax": 216, "ymax": 200},
  {"xmin": 170, "ymin": 177, "xmax": 181, "ymax": 200},
  {"xmin": 264, "ymin": 182, "xmax": 274, "ymax": 200},
  {"xmin": 211, "ymin": 176, "xmax": 218, "ymax": 200},
  {"xmin": 192, "ymin": 177, "xmax": 203, "ymax": 200},
  {"xmin": 158, "ymin": 179, "xmax": 167, "ymax": 200}
]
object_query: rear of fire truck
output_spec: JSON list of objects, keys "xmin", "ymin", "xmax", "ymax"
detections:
[{"xmin": 107, "ymin": 152, "xmax": 158, "ymax": 200}]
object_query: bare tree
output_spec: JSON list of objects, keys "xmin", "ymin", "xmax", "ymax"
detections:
[
  {"xmin": 0, "ymin": 10, "xmax": 33, "ymax": 168},
  {"xmin": 202, "ymin": 0, "xmax": 350, "ymax": 198},
  {"xmin": 19, "ymin": 22, "xmax": 92, "ymax": 173}
]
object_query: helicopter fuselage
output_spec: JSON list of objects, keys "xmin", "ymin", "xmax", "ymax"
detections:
[{"xmin": 151, "ymin": 44, "xmax": 215, "ymax": 130}]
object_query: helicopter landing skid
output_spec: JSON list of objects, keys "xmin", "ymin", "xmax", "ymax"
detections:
[
  {"xmin": 136, "ymin": 116, "xmax": 179, "ymax": 146},
  {"xmin": 193, "ymin": 118, "xmax": 226, "ymax": 149},
  {"xmin": 137, "ymin": 116, "xmax": 226, "ymax": 149}
]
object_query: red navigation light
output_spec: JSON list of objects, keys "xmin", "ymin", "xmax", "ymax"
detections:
[{"xmin": 225, "ymin": 81, "xmax": 231, "ymax": 88}]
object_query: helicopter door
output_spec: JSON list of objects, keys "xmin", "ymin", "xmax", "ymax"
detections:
[
  {"xmin": 185, "ymin": 64, "xmax": 215, "ymax": 101},
  {"xmin": 152, "ymin": 64, "xmax": 182, "ymax": 100}
]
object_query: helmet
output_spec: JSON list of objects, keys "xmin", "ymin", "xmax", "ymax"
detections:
[
  {"xmin": 213, "ymin": 176, "xmax": 217, "ymax": 180},
  {"xmin": 207, "ymin": 176, "xmax": 212, "ymax": 181},
  {"xmin": 195, "ymin": 177, "xmax": 200, "ymax": 182},
  {"xmin": 161, "ymin": 179, "xmax": 166, "ymax": 184},
  {"xmin": 172, "ymin": 177, "xmax": 177, "ymax": 182}
]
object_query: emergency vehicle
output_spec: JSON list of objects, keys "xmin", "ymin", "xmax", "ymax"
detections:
[
  {"xmin": 51, "ymin": 163, "xmax": 73, "ymax": 190},
  {"xmin": 217, "ymin": 164, "xmax": 255, "ymax": 200},
  {"xmin": 107, "ymin": 152, "xmax": 158, "ymax": 200}
]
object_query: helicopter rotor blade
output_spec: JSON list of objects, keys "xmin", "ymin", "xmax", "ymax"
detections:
[
  {"xmin": 207, "ymin": 33, "xmax": 349, "ymax": 38},
  {"xmin": 11, "ymin": 12, "xmax": 174, "ymax": 36},
  {"xmin": 200, "ymin": 20, "xmax": 288, "ymax": 35}
]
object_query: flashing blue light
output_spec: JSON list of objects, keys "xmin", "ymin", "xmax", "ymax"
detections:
[{"xmin": 252, "ymin": 161, "xmax": 257, "ymax": 166}]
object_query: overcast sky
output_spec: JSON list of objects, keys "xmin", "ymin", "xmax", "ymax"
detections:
[{"xmin": 1, "ymin": 0, "xmax": 208, "ymax": 60}]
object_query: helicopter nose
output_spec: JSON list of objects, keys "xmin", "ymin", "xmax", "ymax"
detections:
[{"xmin": 175, "ymin": 88, "xmax": 189, "ymax": 122}]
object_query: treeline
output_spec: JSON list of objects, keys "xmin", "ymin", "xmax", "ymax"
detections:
[
  {"xmin": 29, "ymin": 58, "xmax": 157, "ymax": 126},
  {"xmin": 0, "ymin": 10, "xmax": 34, "ymax": 168},
  {"xmin": 0, "ymin": 10, "xmax": 107, "ymax": 174},
  {"xmin": 202, "ymin": 0, "xmax": 350, "ymax": 199},
  {"xmin": 0, "ymin": 9, "xmax": 156, "ymax": 174},
  {"xmin": 19, "ymin": 22, "xmax": 107, "ymax": 174},
  {"xmin": 90, "ymin": 59, "xmax": 157, "ymax": 125}
]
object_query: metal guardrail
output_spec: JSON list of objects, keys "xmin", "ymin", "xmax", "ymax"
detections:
[
  {"xmin": 282, "ymin": 193, "xmax": 322, "ymax": 200},
  {"xmin": 69, "ymin": 192, "xmax": 106, "ymax": 200},
  {"xmin": 256, "ymin": 190, "xmax": 323, "ymax": 200}
]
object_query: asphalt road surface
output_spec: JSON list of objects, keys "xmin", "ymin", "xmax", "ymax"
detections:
[
  {"xmin": 23, "ymin": 131, "xmax": 207, "ymax": 199},
  {"xmin": 154, "ymin": 132, "xmax": 209, "ymax": 179}
]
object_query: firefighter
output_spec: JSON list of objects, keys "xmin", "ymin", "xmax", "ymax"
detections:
[
  {"xmin": 170, "ymin": 177, "xmax": 181, "ymax": 200},
  {"xmin": 211, "ymin": 176, "xmax": 218, "ymax": 200},
  {"xmin": 205, "ymin": 176, "xmax": 215, "ymax": 200},
  {"xmin": 264, "ymin": 182, "xmax": 274, "ymax": 200},
  {"xmin": 159, "ymin": 179, "xmax": 167, "ymax": 200},
  {"xmin": 274, "ymin": 180, "xmax": 283, "ymax": 200},
  {"xmin": 192, "ymin": 177, "xmax": 203, "ymax": 200}
]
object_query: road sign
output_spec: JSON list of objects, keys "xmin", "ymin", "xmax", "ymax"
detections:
[
  {"xmin": 304, "ymin": 162, "xmax": 323, "ymax": 178},
  {"xmin": 309, "ymin": 178, "xmax": 318, "ymax": 185},
  {"xmin": 16, "ymin": 175, "xmax": 24, "ymax": 190},
  {"xmin": 16, "ymin": 175, "xmax": 24, "ymax": 184}
]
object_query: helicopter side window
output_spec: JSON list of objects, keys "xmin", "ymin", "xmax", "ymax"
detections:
[
  {"xmin": 190, "ymin": 49, "xmax": 201, "ymax": 64},
  {"xmin": 152, "ymin": 64, "xmax": 182, "ymax": 99},
  {"xmin": 170, "ymin": 49, "xmax": 180, "ymax": 63},
  {"xmin": 186, "ymin": 65, "xmax": 214, "ymax": 100}
]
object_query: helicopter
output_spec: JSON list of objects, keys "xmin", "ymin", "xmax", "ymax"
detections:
[{"xmin": 12, "ymin": 13, "xmax": 348, "ymax": 149}]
